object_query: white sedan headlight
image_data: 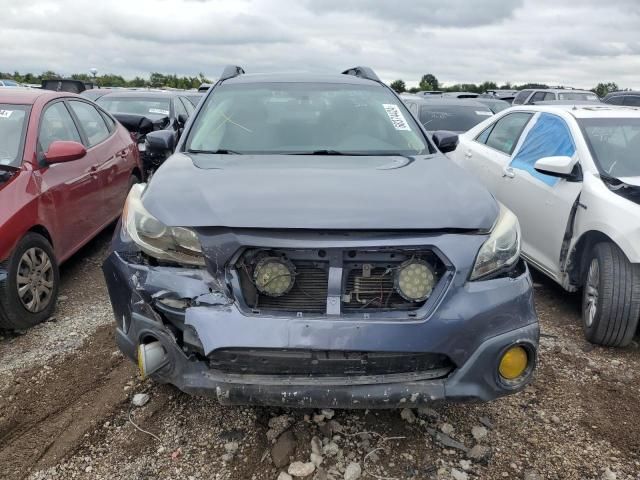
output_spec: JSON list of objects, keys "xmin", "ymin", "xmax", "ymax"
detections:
[
  {"xmin": 122, "ymin": 184, "xmax": 205, "ymax": 266},
  {"xmin": 470, "ymin": 204, "xmax": 520, "ymax": 280}
]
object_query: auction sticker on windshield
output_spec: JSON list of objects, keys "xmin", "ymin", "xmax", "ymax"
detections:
[
  {"xmin": 149, "ymin": 108, "xmax": 170, "ymax": 115},
  {"xmin": 476, "ymin": 111, "xmax": 493, "ymax": 116},
  {"xmin": 382, "ymin": 104, "xmax": 411, "ymax": 131},
  {"xmin": 0, "ymin": 110, "xmax": 13, "ymax": 118}
]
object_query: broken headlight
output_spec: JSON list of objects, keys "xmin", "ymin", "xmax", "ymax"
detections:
[
  {"xmin": 470, "ymin": 204, "xmax": 520, "ymax": 280},
  {"xmin": 122, "ymin": 184, "xmax": 205, "ymax": 266}
]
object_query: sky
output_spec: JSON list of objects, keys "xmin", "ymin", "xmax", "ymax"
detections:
[{"xmin": 1, "ymin": 0, "xmax": 639, "ymax": 89}]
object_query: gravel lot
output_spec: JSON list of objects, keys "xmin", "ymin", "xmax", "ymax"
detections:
[{"xmin": 1, "ymin": 227, "xmax": 639, "ymax": 480}]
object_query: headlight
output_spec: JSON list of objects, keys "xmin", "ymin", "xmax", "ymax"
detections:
[
  {"xmin": 394, "ymin": 259, "xmax": 436, "ymax": 302},
  {"xmin": 470, "ymin": 204, "xmax": 520, "ymax": 280},
  {"xmin": 121, "ymin": 184, "xmax": 205, "ymax": 266},
  {"xmin": 253, "ymin": 257, "xmax": 295, "ymax": 297}
]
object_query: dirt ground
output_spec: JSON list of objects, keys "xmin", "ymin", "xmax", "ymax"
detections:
[{"xmin": 1, "ymin": 228, "xmax": 639, "ymax": 480}]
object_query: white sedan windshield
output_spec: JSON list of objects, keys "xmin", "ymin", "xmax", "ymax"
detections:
[{"xmin": 580, "ymin": 118, "xmax": 640, "ymax": 177}]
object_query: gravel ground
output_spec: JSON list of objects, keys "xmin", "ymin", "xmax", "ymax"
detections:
[{"xmin": 1, "ymin": 229, "xmax": 639, "ymax": 480}]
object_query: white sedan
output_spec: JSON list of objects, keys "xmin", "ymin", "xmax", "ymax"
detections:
[{"xmin": 448, "ymin": 104, "xmax": 640, "ymax": 347}]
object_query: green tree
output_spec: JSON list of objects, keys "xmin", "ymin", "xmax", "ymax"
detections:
[
  {"xmin": 390, "ymin": 79, "xmax": 406, "ymax": 93},
  {"xmin": 593, "ymin": 82, "xmax": 619, "ymax": 97},
  {"xmin": 419, "ymin": 73, "xmax": 439, "ymax": 91}
]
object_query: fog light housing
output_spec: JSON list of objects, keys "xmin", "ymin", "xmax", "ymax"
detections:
[
  {"xmin": 394, "ymin": 259, "xmax": 436, "ymax": 302},
  {"xmin": 253, "ymin": 257, "xmax": 296, "ymax": 297},
  {"xmin": 499, "ymin": 346, "xmax": 529, "ymax": 380}
]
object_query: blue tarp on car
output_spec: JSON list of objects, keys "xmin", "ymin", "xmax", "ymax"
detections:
[{"xmin": 510, "ymin": 113, "xmax": 576, "ymax": 186}]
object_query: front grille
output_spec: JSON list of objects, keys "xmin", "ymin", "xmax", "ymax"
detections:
[
  {"xmin": 254, "ymin": 264, "xmax": 328, "ymax": 313},
  {"xmin": 209, "ymin": 348, "xmax": 454, "ymax": 377},
  {"xmin": 233, "ymin": 247, "xmax": 447, "ymax": 316},
  {"xmin": 343, "ymin": 266, "xmax": 421, "ymax": 311}
]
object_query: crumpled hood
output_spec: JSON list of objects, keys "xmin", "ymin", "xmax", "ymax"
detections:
[{"xmin": 142, "ymin": 153, "xmax": 499, "ymax": 231}]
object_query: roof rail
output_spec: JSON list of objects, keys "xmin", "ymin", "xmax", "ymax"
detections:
[
  {"xmin": 342, "ymin": 66, "xmax": 380, "ymax": 83},
  {"xmin": 219, "ymin": 65, "xmax": 245, "ymax": 82}
]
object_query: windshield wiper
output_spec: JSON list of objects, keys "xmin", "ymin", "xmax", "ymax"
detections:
[
  {"xmin": 187, "ymin": 148, "xmax": 241, "ymax": 155},
  {"xmin": 286, "ymin": 150, "xmax": 422, "ymax": 158}
]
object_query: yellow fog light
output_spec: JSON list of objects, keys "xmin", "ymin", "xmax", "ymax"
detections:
[{"xmin": 499, "ymin": 346, "xmax": 528, "ymax": 380}]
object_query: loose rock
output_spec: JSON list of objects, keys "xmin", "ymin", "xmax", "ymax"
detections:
[
  {"xmin": 343, "ymin": 462, "xmax": 361, "ymax": 480},
  {"xmin": 277, "ymin": 473, "xmax": 293, "ymax": 480},
  {"xmin": 400, "ymin": 408, "xmax": 416, "ymax": 424},
  {"xmin": 131, "ymin": 393, "xmax": 150, "ymax": 407},
  {"xmin": 524, "ymin": 472, "xmax": 543, "ymax": 480},
  {"xmin": 321, "ymin": 409, "xmax": 335, "ymax": 419},
  {"xmin": 310, "ymin": 452, "xmax": 324, "ymax": 467},
  {"xmin": 602, "ymin": 468, "xmax": 617, "ymax": 480},
  {"xmin": 467, "ymin": 444, "xmax": 491, "ymax": 463},
  {"xmin": 441, "ymin": 423, "xmax": 454, "ymax": 435},
  {"xmin": 471, "ymin": 426, "xmax": 488, "ymax": 441},
  {"xmin": 267, "ymin": 415, "xmax": 294, "ymax": 442},
  {"xmin": 311, "ymin": 436, "xmax": 323, "ymax": 455},
  {"xmin": 271, "ymin": 431, "xmax": 297, "ymax": 468},
  {"xmin": 451, "ymin": 469, "xmax": 468, "ymax": 480},
  {"xmin": 323, "ymin": 441, "xmax": 340, "ymax": 456},
  {"xmin": 288, "ymin": 461, "xmax": 316, "ymax": 477}
]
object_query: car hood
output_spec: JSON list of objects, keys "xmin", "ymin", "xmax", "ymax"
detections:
[{"xmin": 142, "ymin": 153, "xmax": 499, "ymax": 231}]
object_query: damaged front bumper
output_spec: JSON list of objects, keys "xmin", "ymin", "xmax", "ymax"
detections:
[{"xmin": 103, "ymin": 249, "xmax": 539, "ymax": 408}]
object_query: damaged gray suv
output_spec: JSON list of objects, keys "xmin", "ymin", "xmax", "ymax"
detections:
[{"xmin": 103, "ymin": 66, "xmax": 539, "ymax": 408}]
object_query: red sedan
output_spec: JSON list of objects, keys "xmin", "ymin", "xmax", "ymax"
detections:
[{"xmin": 0, "ymin": 89, "xmax": 142, "ymax": 329}]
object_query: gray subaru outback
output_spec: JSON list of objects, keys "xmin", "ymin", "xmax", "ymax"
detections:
[{"xmin": 103, "ymin": 66, "xmax": 538, "ymax": 408}]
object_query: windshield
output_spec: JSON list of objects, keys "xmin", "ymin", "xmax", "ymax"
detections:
[
  {"xmin": 579, "ymin": 118, "xmax": 640, "ymax": 177},
  {"xmin": 97, "ymin": 97, "xmax": 171, "ymax": 120},
  {"xmin": 419, "ymin": 105, "xmax": 493, "ymax": 132},
  {"xmin": 0, "ymin": 104, "xmax": 29, "ymax": 167},
  {"xmin": 186, "ymin": 82, "xmax": 429, "ymax": 155},
  {"xmin": 558, "ymin": 92, "xmax": 598, "ymax": 101}
]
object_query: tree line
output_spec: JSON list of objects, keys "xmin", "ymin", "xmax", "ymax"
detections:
[
  {"xmin": 390, "ymin": 74, "xmax": 622, "ymax": 98},
  {"xmin": 0, "ymin": 71, "xmax": 212, "ymax": 89}
]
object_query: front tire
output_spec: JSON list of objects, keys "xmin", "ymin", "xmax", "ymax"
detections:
[
  {"xmin": 0, "ymin": 233, "xmax": 59, "ymax": 330},
  {"xmin": 582, "ymin": 242, "xmax": 640, "ymax": 347}
]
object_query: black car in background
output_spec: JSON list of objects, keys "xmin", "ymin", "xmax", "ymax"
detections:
[
  {"xmin": 184, "ymin": 91, "xmax": 205, "ymax": 107},
  {"xmin": 97, "ymin": 90, "xmax": 195, "ymax": 174},
  {"xmin": 80, "ymin": 88, "xmax": 113, "ymax": 101},
  {"xmin": 403, "ymin": 97, "xmax": 494, "ymax": 133},
  {"xmin": 602, "ymin": 91, "xmax": 640, "ymax": 107},
  {"xmin": 474, "ymin": 97, "xmax": 511, "ymax": 113}
]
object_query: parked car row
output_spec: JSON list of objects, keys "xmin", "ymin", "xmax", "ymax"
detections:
[{"xmin": 2, "ymin": 66, "xmax": 639, "ymax": 410}]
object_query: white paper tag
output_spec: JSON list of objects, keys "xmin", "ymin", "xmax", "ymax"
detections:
[
  {"xmin": 0, "ymin": 110, "xmax": 13, "ymax": 118},
  {"xmin": 382, "ymin": 104, "xmax": 411, "ymax": 131},
  {"xmin": 475, "ymin": 111, "xmax": 493, "ymax": 116},
  {"xmin": 149, "ymin": 108, "xmax": 169, "ymax": 115}
]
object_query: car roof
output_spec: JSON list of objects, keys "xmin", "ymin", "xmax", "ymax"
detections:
[
  {"xmin": 406, "ymin": 97, "xmax": 493, "ymax": 109},
  {"xmin": 508, "ymin": 104, "xmax": 640, "ymax": 119},
  {"xmin": 533, "ymin": 88, "xmax": 594, "ymax": 94},
  {"xmin": 98, "ymin": 90, "xmax": 180, "ymax": 99},
  {"xmin": 604, "ymin": 90, "xmax": 640, "ymax": 97},
  {"xmin": 0, "ymin": 87, "xmax": 75, "ymax": 105},
  {"xmin": 222, "ymin": 72, "xmax": 381, "ymax": 86}
]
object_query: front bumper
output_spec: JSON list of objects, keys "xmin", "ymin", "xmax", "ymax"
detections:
[{"xmin": 104, "ymin": 251, "xmax": 539, "ymax": 408}]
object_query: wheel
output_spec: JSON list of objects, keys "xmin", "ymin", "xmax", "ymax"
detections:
[
  {"xmin": 582, "ymin": 242, "xmax": 640, "ymax": 347},
  {"xmin": 0, "ymin": 233, "xmax": 59, "ymax": 330}
]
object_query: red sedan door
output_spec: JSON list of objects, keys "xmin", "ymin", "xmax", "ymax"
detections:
[
  {"xmin": 36, "ymin": 100, "xmax": 104, "ymax": 260},
  {"xmin": 67, "ymin": 99, "xmax": 130, "ymax": 223}
]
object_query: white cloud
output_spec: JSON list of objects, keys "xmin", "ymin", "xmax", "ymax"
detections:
[{"xmin": 1, "ymin": 0, "xmax": 639, "ymax": 89}]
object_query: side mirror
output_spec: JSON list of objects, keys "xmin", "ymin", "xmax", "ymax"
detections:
[
  {"xmin": 432, "ymin": 131, "xmax": 459, "ymax": 153},
  {"xmin": 44, "ymin": 141, "xmax": 87, "ymax": 164},
  {"xmin": 534, "ymin": 156, "xmax": 581, "ymax": 181},
  {"xmin": 177, "ymin": 113, "xmax": 188, "ymax": 126},
  {"xmin": 146, "ymin": 130, "xmax": 175, "ymax": 155}
]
